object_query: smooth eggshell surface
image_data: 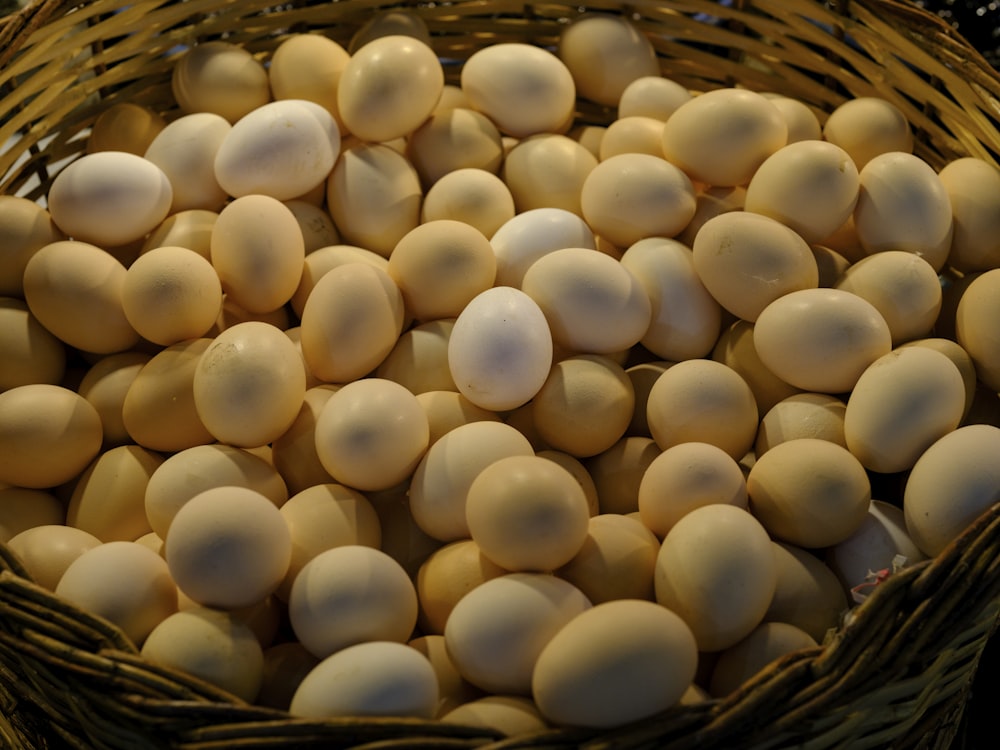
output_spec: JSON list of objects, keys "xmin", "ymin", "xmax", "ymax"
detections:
[
  {"xmin": 171, "ymin": 41, "xmax": 270, "ymax": 123},
  {"xmin": 6, "ymin": 525, "xmax": 102, "ymax": 591},
  {"xmin": 766, "ymin": 541, "xmax": 848, "ymax": 643},
  {"xmin": 0, "ymin": 196, "xmax": 64, "ymax": 297},
  {"xmin": 937, "ymin": 157, "xmax": 1000, "ymax": 272},
  {"xmin": 708, "ymin": 622, "xmax": 817, "ymax": 697},
  {"xmin": 143, "ymin": 112, "xmax": 231, "ymax": 212},
  {"xmin": 955, "ymin": 269, "xmax": 1000, "ymax": 391}
]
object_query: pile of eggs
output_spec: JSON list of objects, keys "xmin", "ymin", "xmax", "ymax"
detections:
[{"xmin": 2, "ymin": 8, "xmax": 1000, "ymax": 735}]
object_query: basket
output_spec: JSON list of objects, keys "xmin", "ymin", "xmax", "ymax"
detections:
[{"xmin": 2, "ymin": 0, "xmax": 1000, "ymax": 748}]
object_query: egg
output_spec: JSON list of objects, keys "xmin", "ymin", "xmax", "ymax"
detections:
[
  {"xmin": 675, "ymin": 184, "xmax": 746, "ymax": 247},
  {"xmin": 460, "ymin": 43, "xmax": 576, "ymax": 137},
  {"xmin": 56, "ymin": 541, "xmax": 178, "ymax": 646},
  {"xmin": 821, "ymin": 96, "xmax": 913, "ymax": 169},
  {"xmin": 171, "ymin": 41, "xmax": 270, "ymax": 123},
  {"xmin": 654, "ymin": 504, "xmax": 777, "ymax": 652},
  {"xmin": 143, "ymin": 443, "xmax": 288, "ymax": 539},
  {"xmin": 955, "ymin": 269, "xmax": 1000, "ymax": 391},
  {"xmin": 290, "ymin": 243, "xmax": 389, "ymax": 318},
  {"xmin": 661, "ymin": 88, "xmax": 788, "ymax": 186},
  {"xmin": 0, "ymin": 384, "xmax": 103, "ymax": 489},
  {"xmin": 141, "ymin": 606, "xmax": 264, "ymax": 702},
  {"xmin": 420, "ymin": 168, "xmax": 516, "ymax": 241},
  {"xmin": 712, "ymin": 320, "xmax": 803, "ymax": 416},
  {"xmin": 579, "ymin": 152, "xmax": 696, "ymax": 248},
  {"xmin": 443, "ymin": 572, "xmax": 592, "ymax": 694},
  {"xmin": 903, "ymin": 424, "xmax": 1000, "ymax": 557},
  {"xmin": 844, "ymin": 347, "xmax": 966, "ymax": 473},
  {"xmin": 755, "ymin": 392, "xmax": 848, "ymax": 456},
  {"xmin": 415, "ymin": 539, "xmax": 508, "ymax": 634},
  {"xmin": 765, "ymin": 96, "xmax": 823, "ymax": 143},
  {"xmin": 376, "ymin": 320, "xmax": 458, "ymax": 395},
  {"xmin": 0, "ymin": 196, "xmax": 64, "ymax": 297},
  {"xmin": 520, "ymin": 247, "xmax": 651, "ymax": 354},
  {"xmin": 447, "ymin": 286, "xmax": 553, "ymax": 412},
  {"xmin": 646, "ymin": 358, "xmax": 758, "ymax": 460},
  {"xmin": 86, "ymin": 102, "xmax": 167, "ymax": 155},
  {"xmin": 270, "ymin": 386, "xmax": 340, "ymax": 495},
  {"xmin": 6, "ymin": 525, "xmax": 102, "ymax": 591},
  {"xmin": 143, "ymin": 113, "xmax": 231, "ymax": 212},
  {"xmin": 937, "ymin": 157, "xmax": 1000, "ymax": 272},
  {"xmin": 708, "ymin": 622, "xmax": 818, "ymax": 697},
  {"xmin": 899, "ymin": 337, "xmax": 978, "ymax": 419},
  {"xmin": 490, "ymin": 207, "xmax": 596, "ymax": 288},
  {"xmin": 766, "ymin": 541, "xmax": 849, "ymax": 642},
  {"xmin": 691, "ymin": 211, "xmax": 819, "ymax": 323},
  {"xmin": 269, "ymin": 33, "xmax": 351, "ymax": 129},
  {"xmin": 0, "ymin": 488, "xmax": 65, "ymax": 544},
  {"xmin": 586, "ymin": 436, "xmax": 661, "ymax": 514},
  {"xmin": 313, "ymin": 378, "xmax": 429, "ymax": 492},
  {"xmin": 0, "ymin": 297, "xmax": 66, "ymax": 391},
  {"xmin": 407, "ymin": 108, "xmax": 504, "ymax": 186},
  {"xmin": 441, "ymin": 695, "xmax": 548, "ymax": 736},
  {"xmin": 638, "ymin": 441, "xmax": 748, "ymax": 538},
  {"xmin": 142, "ymin": 208, "xmax": 217, "ymax": 260},
  {"xmin": 256, "ymin": 642, "xmax": 321, "ymax": 711},
  {"xmin": 349, "ymin": 8, "xmax": 433, "ymax": 54},
  {"xmin": 617, "ymin": 76, "xmax": 692, "ymax": 121},
  {"xmin": 408, "ymin": 634, "xmax": 482, "ymax": 717},
  {"xmin": 22, "ymin": 240, "xmax": 139, "ymax": 354},
  {"xmin": 598, "ymin": 116, "xmax": 667, "ymax": 159},
  {"xmin": 415, "ymin": 390, "xmax": 501, "ymax": 446},
  {"xmin": 747, "ymin": 438, "xmax": 871, "ymax": 548},
  {"xmin": 288, "ymin": 544, "xmax": 418, "ymax": 659},
  {"xmin": 502, "ymin": 134, "xmax": 598, "ymax": 216},
  {"xmin": 75, "ymin": 352, "xmax": 149, "ymax": 446},
  {"xmin": 752, "ymin": 288, "xmax": 892, "ymax": 394}
]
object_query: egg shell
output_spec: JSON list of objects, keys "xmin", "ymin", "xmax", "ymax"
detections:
[
  {"xmin": 46, "ymin": 151, "xmax": 172, "ymax": 247},
  {"xmin": 6, "ymin": 525, "xmax": 102, "ymax": 591},
  {"xmin": 172, "ymin": 41, "xmax": 270, "ymax": 123},
  {"xmin": 712, "ymin": 320, "xmax": 803, "ymax": 417},
  {"xmin": 269, "ymin": 33, "xmax": 350, "ymax": 129},
  {"xmin": 536, "ymin": 450, "xmax": 600, "ymax": 517},
  {"xmin": 646, "ymin": 358, "xmax": 758, "ymax": 461},
  {"xmin": 142, "ymin": 606, "xmax": 264, "ymax": 702},
  {"xmin": 460, "ymin": 43, "xmax": 576, "ymax": 137},
  {"xmin": 373, "ymin": 320, "xmax": 456, "ymax": 395},
  {"xmin": 675, "ymin": 185, "xmax": 746, "ymax": 247},
  {"xmin": 447, "ymin": 286, "xmax": 553, "ymax": 412},
  {"xmin": 654, "ymin": 504, "xmax": 777, "ymax": 652},
  {"xmin": 270, "ymin": 386, "xmax": 340, "ymax": 495},
  {"xmin": 0, "ymin": 384, "xmax": 103, "ymax": 489},
  {"xmin": 617, "ymin": 76, "xmax": 692, "ymax": 121},
  {"xmin": 415, "ymin": 539, "xmax": 507, "ymax": 634},
  {"xmin": 490, "ymin": 208, "xmax": 596, "ymax": 288},
  {"xmin": 766, "ymin": 541, "xmax": 849, "ymax": 643},
  {"xmin": 821, "ymin": 97, "xmax": 913, "ymax": 169},
  {"xmin": 441, "ymin": 695, "xmax": 547, "ymax": 736},
  {"xmin": 289, "ymin": 544, "xmax": 419, "ymax": 658},
  {"xmin": 938, "ymin": 157, "xmax": 1000, "ymax": 272},
  {"xmin": 502, "ymin": 134, "xmax": 598, "ymax": 216},
  {"xmin": 143, "ymin": 113, "xmax": 230, "ymax": 212},
  {"xmin": 752, "ymin": 288, "xmax": 892, "ymax": 394},
  {"xmin": 766, "ymin": 96, "xmax": 823, "ymax": 143},
  {"xmin": 142, "ymin": 209, "xmax": 217, "ymax": 260},
  {"xmin": 623, "ymin": 363, "xmax": 673, "ymax": 439},
  {"xmin": 444, "ymin": 572, "xmax": 592, "ymax": 694},
  {"xmin": 755, "ymin": 392, "xmax": 847, "ymax": 457},
  {"xmin": 903, "ymin": 424, "xmax": 1000, "ymax": 557},
  {"xmin": 283, "ymin": 200, "xmax": 339, "ymax": 253},
  {"xmin": 415, "ymin": 390, "xmax": 501, "ymax": 446},
  {"xmin": 144, "ymin": 443, "xmax": 288, "ymax": 539},
  {"xmin": 23, "ymin": 240, "xmax": 139, "ymax": 354},
  {"xmin": 0, "ymin": 297, "xmax": 66, "ymax": 391},
  {"xmin": 86, "ymin": 102, "xmax": 166, "ymax": 155},
  {"xmin": 580, "ymin": 152, "xmax": 696, "ymax": 248},
  {"xmin": 407, "ymin": 109, "xmax": 504, "ymax": 187},
  {"xmin": 290, "ymin": 244, "xmax": 388, "ymax": 318},
  {"xmin": 0, "ymin": 488, "xmax": 65, "ymax": 545},
  {"xmin": 598, "ymin": 116, "xmax": 667, "ymax": 160},
  {"xmin": 661, "ymin": 88, "xmax": 788, "ymax": 186},
  {"xmin": 56, "ymin": 541, "xmax": 178, "ymax": 646},
  {"xmin": 955, "ymin": 269, "xmax": 1000, "ymax": 391},
  {"xmin": 747, "ymin": 438, "xmax": 871, "ymax": 549},
  {"xmin": 692, "ymin": 211, "xmax": 819, "ymax": 323},
  {"xmin": 74, "ymin": 352, "xmax": 149, "ymax": 446},
  {"xmin": 586, "ymin": 435, "xmax": 661, "ymax": 515},
  {"xmin": 708, "ymin": 622, "xmax": 817, "ymax": 698},
  {"xmin": 349, "ymin": 8, "xmax": 433, "ymax": 52},
  {"xmin": 0, "ymin": 196, "xmax": 64, "ymax": 297},
  {"xmin": 899, "ymin": 337, "xmax": 978, "ymax": 419},
  {"xmin": 420, "ymin": 168, "xmax": 516, "ymax": 239},
  {"xmin": 367, "ymin": 482, "xmax": 442, "ymax": 579},
  {"xmin": 844, "ymin": 347, "xmax": 965, "ymax": 474},
  {"xmin": 408, "ymin": 634, "xmax": 482, "ymax": 717}
]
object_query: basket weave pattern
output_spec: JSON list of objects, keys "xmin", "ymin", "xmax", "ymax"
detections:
[{"xmin": 2, "ymin": 0, "xmax": 1000, "ymax": 748}]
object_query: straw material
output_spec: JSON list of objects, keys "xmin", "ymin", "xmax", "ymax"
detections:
[{"xmin": 2, "ymin": 0, "xmax": 1000, "ymax": 748}]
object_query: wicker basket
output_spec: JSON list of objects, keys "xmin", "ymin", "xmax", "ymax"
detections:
[{"xmin": 2, "ymin": 0, "xmax": 1000, "ymax": 748}]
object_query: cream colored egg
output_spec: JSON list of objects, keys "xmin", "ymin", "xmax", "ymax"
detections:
[
  {"xmin": 557, "ymin": 14, "xmax": 659, "ymax": 107},
  {"xmin": 77, "ymin": 352, "xmax": 150, "ymax": 447},
  {"xmin": 47, "ymin": 151, "xmax": 172, "ymax": 247},
  {"xmin": 598, "ymin": 116, "xmax": 665, "ymax": 160},
  {"xmin": 270, "ymin": 385, "xmax": 340, "ymax": 495},
  {"xmin": 408, "ymin": 420, "xmax": 534, "ymax": 542},
  {"xmin": 955, "ymin": 269, "xmax": 1000, "ymax": 391},
  {"xmin": 0, "ymin": 385, "xmax": 103, "ymax": 489},
  {"xmin": 415, "ymin": 539, "xmax": 507, "ymax": 634},
  {"xmin": 709, "ymin": 622, "xmax": 817, "ymax": 697},
  {"xmin": 766, "ymin": 541, "xmax": 848, "ymax": 643},
  {"xmin": 447, "ymin": 287, "xmax": 553, "ymax": 411},
  {"xmin": 142, "ymin": 209, "xmax": 216, "ymax": 260},
  {"xmin": 0, "ymin": 297, "xmax": 65, "ymax": 391},
  {"xmin": 570, "ymin": 124, "xmax": 607, "ymax": 159},
  {"xmin": 289, "ymin": 544, "xmax": 418, "ymax": 658},
  {"xmin": 171, "ymin": 41, "xmax": 270, "ymax": 123},
  {"xmin": 434, "ymin": 84, "xmax": 471, "ymax": 113},
  {"xmin": 0, "ymin": 196, "xmax": 64, "ymax": 297},
  {"xmin": 580, "ymin": 153, "xmax": 696, "ymax": 248},
  {"xmin": 533, "ymin": 599, "xmax": 697, "ymax": 728},
  {"xmin": 661, "ymin": 88, "xmax": 788, "ymax": 186},
  {"xmin": 618, "ymin": 76, "xmax": 692, "ymax": 121},
  {"xmin": 766, "ymin": 96, "xmax": 823, "ymax": 143},
  {"xmin": 277, "ymin": 483, "xmax": 381, "ymax": 601},
  {"xmin": 655, "ymin": 503, "xmax": 777, "ymax": 652},
  {"xmin": 904, "ymin": 424, "xmax": 1000, "ymax": 556},
  {"xmin": 844, "ymin": 347, "xmax": 965, "ymax": 474},
  {"xmin": 441, "ymin": 696, "xmax": 547, "ymax": 736},
  {"xmin": 624, "ymin": 363, "xmax": 672, "ymax": 438},
  {"xmin": 537, "ymin": 450, "xmax": 599, "ymax": 517},
  {"xmin": 692, "ymin": 211, "xmax": 818, "ymax": 323},
  {"xmin": 284, "ymin": 200, "xmax": 340, "ymax": 253},
  {"xmin": 821, "ymin": 97, "xmax": 913, "ymax": 169},
  {"xmin": 466, "ymin": 455, "xmax": 590, "ymax": 572},
  {"xmin": 143, "ymin": 113, "xmax": 230, "ymax": 212},
  {"xmin": 811, "ymin": 244, "xmax": 852, "ymax": 287},
  {"xmin": 388, "ymin": 221, "xmax": 496, "ymax": 321},
  {"xmin": 376, "ymin": 320, "xmax": 457, "ymax": 394},
  {"xmin": 490, "ymin": 208, "xmax": 596, "ymax": 288},
  {"xmin": 86, "ymin": 102, "xmax": 166, "ymax": 156},
  {"xmin": 521, "ymin": 248, "xmax": 651, "ymax": 354},
  {"xmin": 586, "ymin": 435, "xmax": 661, "ymax": 514},
  {"xmin": 290, "ymin": 641, "xmax": 438, "ymax": 719},
  {"xmin": 291, "ymin": 243, "xmax": 388, "ymax": 316},
  {"xmin": 620, "ymin": 237, "xmax": 723, "ymax": 360},
  {"xmin": 408, "ymin": 633, "xmax": 481, "ymax": 717},
  {"xmin": 165, "ymin": 486, "xmax": 291, "ymax": 609},
  {"xmin": 144, "ymin": 443, "xmax": 287, "ymax": 539},
  {"xmin": 6, "ymin": 525, "xmax": 101, "ymax": 591},
  {"xmin": 854, "ymin": 151, "xmax": 953, "ymax": 271},
  {"xmin": 349, "ymin": 8, "xmax": 433, "ymax": 52},
  {"xmin": 66, "ymin": 445, "xmax": 162, "ymax": 542},
  {"xmin": 257, "ymin": 642, "xmax": 321, "ymax": 711},
  {"xmin": 460, "ymin": 43, "xmax": 576, "ymax": 137},
  {"xmin": 0, "ymin": 488, "xmax": 65, "ymax": 544},
  {"xmin": 646, "ymin": 358, "xmax": 758, "ymax": 460},
  {"xmin": 755, "ymin": 392, "xmax": 847, "ymax": 457},
  {"xmin": 900, "ymin": 338, "xmax": 978, "ymax": 419},
  {"xmin": 502, "ymin": 134, "xmax": 598, "ymax": 216},
  {"xmin": 638, "ymin": 442, "xmax": 748, "ymax": 538},
  {"xmin": 416, "ymin": 390, "xmax": 501, "ymax": 446},
  {"xmin": 753, "ymin": 288, "xmax": 892, "ymax": 394},
  {"xmin": 444, "ymin": 572, "xmax": 592, "ymax": 694},
  {"xmin": 121, "ymin": 338, "xmax": 214, "ymax": 452},
  {"xmin": 326, "ymin": 142, "xmax": 422, "ymax": 257},
  {"xmin": 532, "ymin": 355, "xmax": 635, "ymax": 458},
  {"xmin": 556, "ymin": 513, "xmax": 659, "ymax": 603},
  {"xmin": 407, "ymin": 108, "xmax": 504, "ymax": 186},
  {"xmin": 313, "ymin": 378, "xmax": 429, "ymax": 492},
  {"xmin": 269, "ymin": 33, "xmax": 351, "ymax": 128},
  {"xmin": 338, "ymin": 35, "xmax": 443, "ymax": 142},
  {"xmin": 744, "ymin": 140, "xmax": 859, "ymax": 243},
  {"xmin": 369, "ymin": 485, "xmax": 444, "ymax": 579},
  {"xmin": 747, "ymin": 438, "xmax": 870, "ymax": 548},
  {"xmin": 675, "ymin": 184, "xmax": 746, "ymax": 247},
  {"xmin": 142, "ymin": 607, "xmax": 264, "ymax": 702},
  {"xmin": 938, "ymin": 157, "xmax": 1000, "ymax": 272},
  {"xmin": 712, "ymin": 320, "xmax": 803, "ymax": 417},
  {"xmin": 56, "ymin": 541, "xmax": 177, "ymax": 646},
  {"xmin": 193, "ymin": 321, "xmax": 306, "ymax": 447},
  {"xmin": 23, "ymin": 241, "xmax": 139, "ymax": 354},
  {"xmin": 420, "ymin": 168, "xmax": 516, "ymax": 239}
]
